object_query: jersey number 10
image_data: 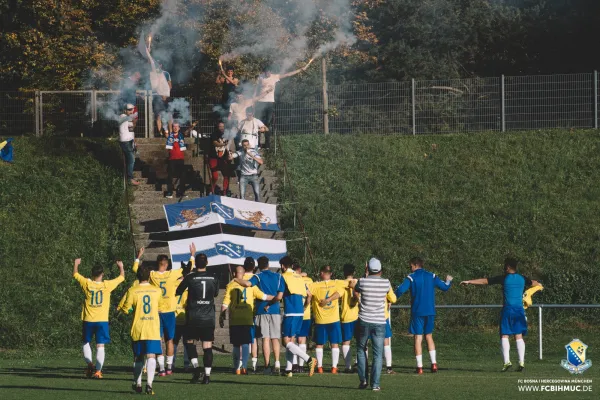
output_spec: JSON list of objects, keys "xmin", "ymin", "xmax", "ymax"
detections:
[{"xmin": 89, "ymin": 290, "xmax": 103, "ymax": 306}]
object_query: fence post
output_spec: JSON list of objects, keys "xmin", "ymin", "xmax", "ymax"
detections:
[
  {"xmin": 91, "ymin": 90, "xmax": 96, "ymax": 129},
  {"xmin": 145, "ymin": 91, "xmax": 151, "ymax": 138},
  {"xmin": 594, "ymin": 71, "xmax": 598, "ymax": 129},
  {"xmin": 411, "ymin": 79, "xmax": 416, "ymax": 135},
  {"xmin": 538, "ymin": 306, "xmax": 543, "ymax": 360},
  {"xmin": 322, "ymin": 58, "xmax": 329, "ymax": 135},
  {"xmin": 35, "ymin": 91, "xmax": 40, "ymax": 137},
  {"xmin": 39, "ymin": 91, "xmax": 44, "ymax": 137},
  {"xmin": 501, "ymin": 75, "xmax": 506, "ymax": 132}
]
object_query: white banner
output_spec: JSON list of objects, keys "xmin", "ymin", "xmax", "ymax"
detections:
[{"xmin": 168, "ymin": 233, "xmax": 286, "ymax": 269}]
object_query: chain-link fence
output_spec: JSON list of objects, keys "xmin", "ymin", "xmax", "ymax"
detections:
[{"xmin": 1, "ymin": 72, "xmax": 598, "ymax": 137}]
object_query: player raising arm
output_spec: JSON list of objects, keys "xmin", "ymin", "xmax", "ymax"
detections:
[
  {"xmin": 118, "ymin": 265, "xmax": 162, "ymax": 395},
  {"xmin": 73, "ymin": 258, "xmax": 125, "ymax": 379},
  {"xmin": 461, "ymin": 257, "xmax": 541, "ymax": 372},
  {"xmin": 395, "ymin": 257, "xmax": 452, "ymax": 374},
  {"xmin": 176, "ymin": 253, "xmax": 219, "ymax": 384}
]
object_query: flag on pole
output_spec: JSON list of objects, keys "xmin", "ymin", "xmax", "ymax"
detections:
[
  {"xmin": 0, "ymin": 138, "xmax": 14, "ymax": 163},
  {"xmin": 163, "ymin": 195, "xmax": 280, "ymax": 232},
  {"xmin": 168, "ymin": 233, "xmax": 287, "ymax": 269}
]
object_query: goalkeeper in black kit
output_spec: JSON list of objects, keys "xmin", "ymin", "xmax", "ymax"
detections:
[{"xmin": 176, "ymin": 253, "xmax": 219, "ymax": 384}]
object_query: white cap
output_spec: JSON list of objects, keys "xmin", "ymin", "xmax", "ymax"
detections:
[
  {"xmin": 126, "ymin": 104, "xmax": 135, "ymax": 110},
  {"xmin": 368, "ymin": 257, "xmax": 382, "ymax": 273}
]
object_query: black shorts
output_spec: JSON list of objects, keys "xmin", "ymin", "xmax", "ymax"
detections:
[
  {"xmin": 229, "ymin": 325, "xmax": 252, "ymax": 346},
  {"xmin": 174, "ymin": 324, "xmax": 185, "ymax": 346},
  {"xmin": 153, "ymin": 96, "xmax": 168, "ymax": 115},
  {"xmin": 184, "ymin": 325, "xmax": 215, "ymax": 342}
]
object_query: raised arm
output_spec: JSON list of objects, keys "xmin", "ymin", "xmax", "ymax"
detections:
[
  {"xmin": 460, "ymin": 278, "xmax": 489, "ymax": 286},
  {"xmin": 280, "ymin": 59, "xmax": 313, "ymax": 79},
  {"xmin": 133, "ymin": 247, "xmax": 144, "ymax": 273},
  {"xmin": 116, "ymin": 260, "xmax": 125, "ymax": 278},
  {"xmin": 73, "ymin": 258, "xmax": 81, "ymax": 276}
]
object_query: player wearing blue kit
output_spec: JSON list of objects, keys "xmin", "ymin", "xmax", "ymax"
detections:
[
  {"xmin": 461, "ymin": 257, "xmax": 540, "ymax": 372},
  {"xmin": 395, "ymin": 257, "xmax": 453, "ymax": 374},
  {"xmin": 272, "ymin": 257, "xmax": 316, "ymax": 377},
  {"xmin": 234, "ymin": 256, "xmax": 284, "ymax": 374}
]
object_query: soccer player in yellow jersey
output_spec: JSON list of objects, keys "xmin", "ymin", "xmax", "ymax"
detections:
[
  {"xmin": 220, "ymin": 265, "xmax": 272, "ymax": 374},
  {"xmin": 119, "ymin": 265, "xmax": 162, "ymax": 395},
  {"xmin": 73, "ymin": 258, "xmax": 125, "ymax": 379},
  {"xmin": 242, "ymin": 257, "xmax": 259, "ymax": 372},
  {"xmin": 337, "ymin": 264, "xmax": 359, "ymax": 373},
  {"xmin": 310, "ymin": 265, "xmax": 343, "ymax": 374},
  {"xmin": 292, "ymin": 262, "xmax": 313, "ymax": 373},
  {"xmin": 133, "ymin": 245, "xmax": 195, "ymax": 375},
  {"xmin": 383, "ymin": 287, "xmax": 397, "ymax": 374},
  {"xmin": 174, "ymin": 260, "xmax": 193, "ymax": 371}
]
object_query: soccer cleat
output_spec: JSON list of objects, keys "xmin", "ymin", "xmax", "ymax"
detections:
[
  {"xmin": 92, "ymin": 370, "xmax": 103, "ymax": 379},
  {"xmin": 431, "ymin": 363, "xmax": 438, "ymax": 373},
  {"xmin": 166, "ymin": 368, "xmax": 173, "ymax": 376},
  {"xmin": 386, "ymin": 367, "xmax": 396, "ymax": 375},
  {"xmin": 416, "ymin": 367, "xmax": 423, "ymax": 375},
  {"xmin": 307, "ymin": 357, "xmax": 317, "ymax": 377},
  {"xmin": 158, "ymin": 370, "xmax": 166, "ymax": 377},
  {"xmin": 292, "ymin": 364, "xmax": 300, "ymax": 373},
  {"xmin": 373, "ymin": 387, "xmax": 381, "ymax": 392},
  {"xmin": 358, "ymin": 381, "xmax": 369, "ymax": 389},
  {"xmin": 285, "ymin": 370, "xmax": 293, "ymax": 378},
  {"xmin": 331, "ymin": 367, "xmax": 338, "ymax": 374},
  {"xmin": 145, "ymin": 385, "xmax": 154, "ymax": 395},
  {"xmin": 191, "ymin": 368, "xmax": 202, "ymax": 383},
  {"xmin": 273, "ymin": 366, "xmax": 281, "ymax": 375},
  {"xmin": 517, "ymin": 362, "xmax": 525, "ymax": 372},
  {"xmin": 317, "ymin": 367, "xmax": 324, "ymax": 374},
  {"xmin": 240, "ymin": 368, "xmax": 248, "ymax": 375},
  {"xmin": 263, "ymin": 366, "xmax": 272, "ymax": 375},
  {"xmin": 235, "ymin": 369, "xmax": 241, "ymax": 375},
  {"xmin": 201, "ymin": 375, "xmax": 210, "ymax": 385},
  {"xmin": 131, "ymin": 384, "xmax": 142, "ymax": 394},
  {"xmin": 85, "ymin": 363, "xmax": 95, "ymax": 378},
  {"xmin": 501, "ymin": 362, "xmax": 513, "ymax": 372}
]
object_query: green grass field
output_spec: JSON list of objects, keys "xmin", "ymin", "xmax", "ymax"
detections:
[{"xmin": 1, "ymin": 333, "xmax": 597, "ymax": 399}]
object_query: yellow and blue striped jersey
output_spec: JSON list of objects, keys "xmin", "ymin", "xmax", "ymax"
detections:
[
  {"xmin": 118, "ymin": 283, "xmax": 161, "ymax": 341},
  {"xmin": 310, "ymin": 280, "xmax": 342, "ymax": 324},
  {"xmin": 223, "ymin": 281, "xmax": 266, "ymax": 326},
  {"xmin": 337, "ymin": 279, "xmax": 359, "ymax": 323},
  {"xmin": 74, "ymin": 273, "xmax": 124, "ymax": 322}
]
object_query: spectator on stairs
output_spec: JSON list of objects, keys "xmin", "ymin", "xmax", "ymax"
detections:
[
  {"xmin": 229, "ymin": 139, "xmax": 263, "ymax": 202},
  {"xmin": 209, "ymin": 121, "xmax": 232, "ymax": 197},
  {"xmin": 119, "ymin": 104, "xmax": 140, "ymax": 186},
  {"xmin": 237, "ymin": 107, "xmax": 267, "ymax": 151},
  {"xmin": 165, "ymin": 122, "xmax": 195, "ymax": 199}
]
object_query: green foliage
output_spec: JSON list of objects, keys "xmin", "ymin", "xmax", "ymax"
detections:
[
  {"xmin": 0, "ymin": 137, "xmax": 135, "ymax": 352},
  {"xmin": 276, "ymin": 130, "xmax": 600, "ymax": 325}
]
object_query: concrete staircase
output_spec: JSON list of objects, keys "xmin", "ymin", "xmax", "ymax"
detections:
[{"xmin": 129, "ymin": 137, "xmax": 283, "ymax": 352}]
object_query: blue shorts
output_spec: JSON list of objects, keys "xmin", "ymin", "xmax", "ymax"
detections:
[
  {"xmin": 82, "ymin": 321, "xmax": 110, "ymax": 344},
  {"xmin": 409, "ymin": 315, "xmax": 435, "ymax": 335},
  {"xmin": 313, "ymin": 322, "xmax": 342, "ymax": 345},
  {"xmin": 296, "ymin": 319, "xmax": 311, "ymax": 338},
  {"xmin": 249, "ymin": 325, "xmax": 256, "ymax": 342},
  {"xmin": 500, "ymin": 307, "xmax": 528, "ymax": 336},
  {"xmin": 341, "ymin": 320, "xmax": 357, "ymax": 342},
  {"xmin": 132, "ymin": 340, "xmax": 163, "ymax": 357},
  {"xmin": 159, "ymin": 312, "xmax": 176, "ymax": 341},
  {"xmin": 282, "ymin": 316, "xmax": 304, "ymax": 338}
]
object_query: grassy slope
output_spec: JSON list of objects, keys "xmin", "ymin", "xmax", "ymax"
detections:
[
  {"xmin": 0, "ymin": 336, "xmax": 597, "ymax": 400},
  {"xmin": 277, "ymin": 130, "xmax": 600, "ymax": 326},
  {"xmin": 0, "ymin": 137, "xmax": 134, "ymax": 353}
]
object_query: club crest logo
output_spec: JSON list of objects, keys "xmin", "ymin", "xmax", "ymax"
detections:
[
  {"xmin": 216, "ymin": 241, "xmax": 245, "ymax": 258},
  {"xmin": 211, "ymin": 202, "xmax": 235, "ymax": 220},
  {"xmin": 561, "ymin": 339, "xmax": 592, "ymax": 374}
]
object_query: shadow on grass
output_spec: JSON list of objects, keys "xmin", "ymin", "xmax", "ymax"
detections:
[{"xmin": 0, "ymin": 386, "xmax": 131, "ymax": 394}]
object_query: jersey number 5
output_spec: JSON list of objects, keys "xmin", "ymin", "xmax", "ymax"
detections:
[{"xmin": 159, "ymin": 282, "xmax": 166, "ymax": 296}]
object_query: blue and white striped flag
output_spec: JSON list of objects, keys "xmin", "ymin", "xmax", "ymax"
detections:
[{"xmin": 168, "ymin": 233, "xmax": 287, "ymax": 269}]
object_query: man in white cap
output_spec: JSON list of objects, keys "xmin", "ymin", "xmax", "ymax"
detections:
[
  {"xmin": 118, "ymin": 104, "xmax": 140, "ymax": 186},
  {"xmin": 351, "ymin": 257, "xmax": 391, "ymax": 392}
]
